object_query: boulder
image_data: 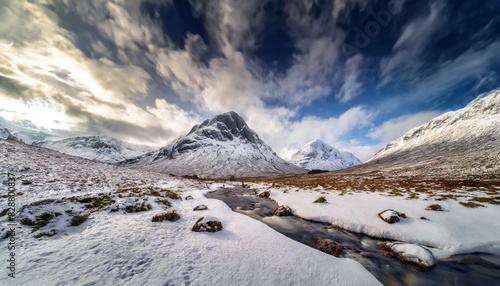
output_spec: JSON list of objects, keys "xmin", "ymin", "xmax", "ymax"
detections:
[
  {"xmin": 185, "ymin": 195, "xmax": 194, "ymax": 200},
  {"xmin": 312, "ymin": 238, "xmax": 345, "ymax": 257},
  {"xmin": 378, "ymin": 209, "xmax": 406, "ymax": 224},
  {"xmin": 193, "ymin": 204, "xmax": 208, "ymax": 211},
  {"xmin": 192, "ymin": 216, "xmax": 223, "ymax": 232},
  {"xmin": 380, "ymin": 242, "xmax": 436, "ymax": 269},
  {"xmin": 273, "ymin": 205, "xmax": 292, "ymax": 216},
  {"xmin": 258, "ymin": 191, "xmax": 270, "ymax": 198}
]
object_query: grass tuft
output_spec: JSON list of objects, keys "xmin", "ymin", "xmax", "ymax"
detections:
[
  {"xmin": 425, "ymin": 204, "xmax": 444, "ymax": 211},
  {"xmin": 125, "ymin": 202, "xmax": 152, "ymax": 213},
  {"xmin": 69, "ymin": 215, "xmax": 89, "ymax": 226},
  {"xmin": 152, "ymin": 210, "xmax": 180, "ymax": 222},
  {"xmin": 313, "ymin": 196, "xmax": 327, "ymax": 203}
]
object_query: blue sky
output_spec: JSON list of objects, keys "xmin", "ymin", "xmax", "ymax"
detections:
[{"xmin": 0, "ymin": 0, "xmax": 499, "ymax": 161}]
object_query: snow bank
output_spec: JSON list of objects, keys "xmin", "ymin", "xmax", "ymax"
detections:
[
  {"xmin": 269, "ymin": 190, "xmax": 500, "ymax": 259},
  {"xmin": 383, "ymin": 243, "xmax": 436, "ymax": 268}
]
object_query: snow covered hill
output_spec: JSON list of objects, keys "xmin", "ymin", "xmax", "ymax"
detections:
[
  {"xmin": 289, "ymin": 139, "xmax": 361, "ymax": 171},
  {"xmin": 122, "ymin": 111, "xmax": 307, "ymax": 178},
  {"xmin": 33, "ymin": 135, "xmax": 155, "ymax": 163},
  {"xmin": 345, "ymin": 89, "xmax": 500, "ymax": 178}
]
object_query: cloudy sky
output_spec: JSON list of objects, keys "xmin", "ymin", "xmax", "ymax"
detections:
[{"xmin": 1, "ymin": 0, "xmax": 499, "ymax": 161}]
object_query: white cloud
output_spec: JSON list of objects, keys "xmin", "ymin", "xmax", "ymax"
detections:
[
  {"xmin": 337, "ymin": 54, "xmax": 363, "ymax": 103},
  {"xmin": 368, "ymin": 111, "xmax": 443, "ymax": 143},
  {"xmin": 379, "ymin": 0, "xmax": 447, "ymax": 86},
  {"xmin": 0, "ymin": 0, "xmax": 200, "ymax": 146},
  {"xmin": 261, "ymin": 106, "xmax": 374, "ymax": 159}
]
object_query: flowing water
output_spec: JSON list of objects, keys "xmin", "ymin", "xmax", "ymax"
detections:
[{"xmin": 206, "ymin": 187, "xmax": 500, "ymax": 286}]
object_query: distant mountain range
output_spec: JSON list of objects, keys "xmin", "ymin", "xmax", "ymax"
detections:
[
  {"xmin": 32, "ymin": 136, "xmax": 155, "ymax": 163},
  {"xmin": 3, "ymin": 89, "xmax": 498, "ymax": 179},
  {"xmin": 289, "ymin": 139, "xmax": 361, "ymax": 171},
  {"xmin": 121, "ymin": 111, "xmax": 307, "ymax": 178}
]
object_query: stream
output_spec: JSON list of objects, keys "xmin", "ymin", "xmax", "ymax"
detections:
[{"xmin": 205, "ymin": 186, "xmax": 500, "ymax": 286}]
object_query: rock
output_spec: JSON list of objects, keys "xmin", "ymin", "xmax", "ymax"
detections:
[
  {"xmin": 193, "ymin": 204, "xmax": 208, "ymax": 211},
  {"xmin": 273, "ymin": 205, "xmax": 292, "ymax": 216},
  {"xmin": 192, "ymin": 216, "xmax": 223, "ymax": 232},
  {"xmin": 380, "ymin": 242, "xmax": 436, "ymax": 269},
  {"xmin": 258, "ymin": 191, "xmax": 270, "ymax": 198},
  {"xmin": 312, "ymin": 238, "xmax": 345, "ymax": 257},
  {"xmin": 22, "ymin": 180, "xmax": 32, "ymax": 185},
  {"xmin": 185, "ymin": 195, "xmax": 194, "ymax": 200},
  {"xmin": 378, "ymin": 209, "xmax": 406, "ymax": 224}
]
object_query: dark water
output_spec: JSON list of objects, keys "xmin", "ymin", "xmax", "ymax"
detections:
[{"xmin": 206, "ymin": 187, "xmax": 500, "ymax": 286}]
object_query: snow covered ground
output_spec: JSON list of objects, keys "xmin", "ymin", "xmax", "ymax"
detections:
[
  {"xmin": 0, "ymin": 140, "xmax": 380, "ymax": 285},
  {"xmin": 248, "ymin": 182, "xmax": 500, "ymax": 260}
]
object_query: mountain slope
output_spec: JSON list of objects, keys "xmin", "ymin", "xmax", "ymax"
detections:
[
  {"xmin": 34, "ymin": 135, "xmax": 154, "ymax": 163},
  {"xmin": 339, "ymin": 89, "xmax": 500, "ymax": 179},
  {"xmin": 122, "ymin": 111, "xmax": 307, "ymax": 178},
  {"xmin": 289, "ymin": 139, "xmax": 361, "ymax": 171}
]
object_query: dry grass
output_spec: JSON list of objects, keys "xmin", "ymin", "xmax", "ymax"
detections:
[
  {"xmin": 459, "ymin": 201, "xmax": 485, "ymax": 208},
  {"xmin": 244, "ymin": 173, "xmax": 500, "ymax": 205},
  {"xmin": 425, "ymin": 204, "xmax": 444, "ymax": 211}
]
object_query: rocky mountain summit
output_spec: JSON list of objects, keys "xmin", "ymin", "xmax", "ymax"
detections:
[{"xmin": 122, "ymin": 111, "xmax": 307, "ymax": 178}]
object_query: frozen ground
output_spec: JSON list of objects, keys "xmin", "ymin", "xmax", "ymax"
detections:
[
  {"xmin": 0, "ymin": 140, "xmax": 380, "ymax": 286},
  {"xmin": 246, "ymin": 182, "xmax": 500, "ymax": 260}
]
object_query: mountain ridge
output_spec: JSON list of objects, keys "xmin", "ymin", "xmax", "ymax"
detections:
[
  {"xmin": 33, "ymin": 135, "xmax": 155, "ymax": 163},
  {"xmin": 333, "ymin": 89, "xmax": 500, "ymax": 179}
]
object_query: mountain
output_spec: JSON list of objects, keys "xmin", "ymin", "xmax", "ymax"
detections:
[
  {"xmin": 12, "ymin": 129, "xmax": 54, "ymax": 144},
  {"xmin": 0, "ymin": 125, "xmax": 19, "ymax": 141},
  {"xmin": 289, "ymin": 139, "xmax": 361, "ymax": 171},
  {"xmin": 33, "ymin": 135, "xmax": 155, "ymax": 163},
  {"xmin": 341, "ymin": 89, "xmax": 500, "ymax": 179},
  {"xmin": 121, "ymin": 111, "xmax": 307, "ymax": 178}
]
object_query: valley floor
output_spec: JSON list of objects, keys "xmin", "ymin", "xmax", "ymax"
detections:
[
  {"xmin": 2, "ymin": 139, "xmax": 499, "ymax": 285},
  {"xmin": 0, "ymin": 140, "xmax": 378, "ymax": 286}
]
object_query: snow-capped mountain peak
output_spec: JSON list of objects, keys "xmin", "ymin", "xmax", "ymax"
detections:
[
  {"xmin": 122, "ymin": 111, "xmax": 307, "ymax": 178},
  {"xmin": 0, "ymin": 125, "xmax": 19, "ymax": 141},
  {"xmin": 187, "ymin": 111, "xmax": 258, "ymax": 143},
  {"xmin": 289, "ymin": 139, "xmax": 362, "ymax": 171}
]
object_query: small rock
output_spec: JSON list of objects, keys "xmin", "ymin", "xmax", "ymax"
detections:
[
  {"xmin": 312, "ymin": 238, "xmax": 345, "ymax": 257},
  {"xmin": 420, "ymin": 216, "xmax": 429, "ymax": 220},
  {"xmin": 258, "ymin": 191, "xmax": 270, "ymax": 198},
  {"xmin": 193, "ymin": 204, "xmax": 208, "ymax": 211},
  {"xmin": 22, "ymin": 180, "xmax": 32, "ymax": 185},
  {"xmin": 380, "ymin": 242, "xmax": 436, "ymax": 269},
  {"xmin": 192, "ymin": 216, "xmax": 223, "ymax": 232},
  {"xmin": 378, "ymin": 209, "xmax": 405, "ymax": 224},
  {"xmin": 185, "ymin": 195, "xmax": 194, "ymax": 200},
  {"xmin": 273, "ymin": 205, "xmax": 292, "ymax": 216}
]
